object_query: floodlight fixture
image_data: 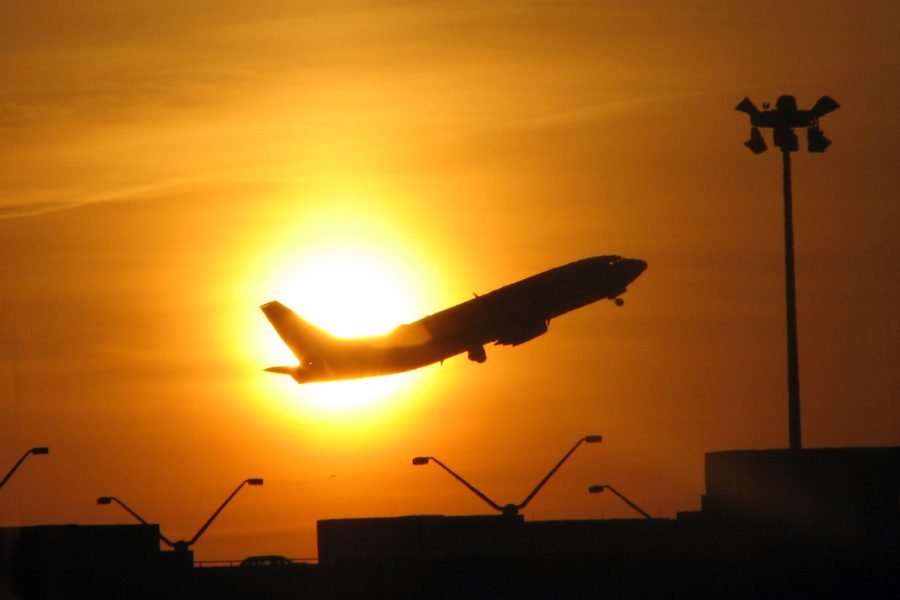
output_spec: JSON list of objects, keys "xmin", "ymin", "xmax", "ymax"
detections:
[
  {"xmin": 806, "ymin": 126, "xmax": 832, "ymax": 153},
  {"xmin": 411, "ymin": 456, "xmax": 431, "ymax": 466},
  {"xmin": 811, "ymin": 95, "xmax": 840, "ymax": 117},
  {"xmin": 735, "ymin": 97, "xmax": 759, "ymax": 116},
  {"xmin": 744, "ymin": 127, "xmax": 767, "ymax": 154},
  {"xmin": 736, "ymin": 94, "xmax": 838, "ymax": 156},
  {"xmin": 775, "ymin": 94, "xmax": 798, "ymax": 113}
]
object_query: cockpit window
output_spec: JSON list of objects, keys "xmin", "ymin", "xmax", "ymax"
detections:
[{"xmin": 605, "ymin": 256, "xmax": 622, "ymax": 266}]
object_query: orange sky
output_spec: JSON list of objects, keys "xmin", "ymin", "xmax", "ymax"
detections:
[{"xmin": 1, "ymin": 2, "xmax": 898, "ymax": 560}]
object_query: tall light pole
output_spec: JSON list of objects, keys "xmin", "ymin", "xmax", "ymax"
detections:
[
  {"xmin": 0, "ymin": 447, "xmax": 49, "ymax": 492},
  {"xmin": 413, "ymin": 435, "xmax": 602, "ymax": 517},
  {"xmin": 97, "ymin": 478, "xmax": 264, "ymax": 552},
  {"xmin": 736, "ymin": 94, "xmax": 839, "ymax": 452}
]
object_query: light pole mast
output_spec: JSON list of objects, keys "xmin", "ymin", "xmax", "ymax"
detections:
[
  {"xmin": 781, "ymin": 146, "xmax": 800, "ymax": 451},
  {"xmin": 736, "ymin": 94, "xmax": 839, "ymax": 452}
]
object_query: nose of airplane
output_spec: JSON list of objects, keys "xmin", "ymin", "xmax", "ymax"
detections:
[{"xmin": 621, "ymin": 258, "xmax": 648, "ymax": 283}]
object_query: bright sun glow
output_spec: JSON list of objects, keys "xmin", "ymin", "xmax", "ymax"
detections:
[
  {"xmin": 260, "ymin": 246, "xmax": 427, "ymax": 414},
  {"xmin": 236, "ymin": 195, "xmax": 449, "ymax": 431},
  {"xmin": 280, "ymin": 249, "xmax": 419, "ymax": 338}
]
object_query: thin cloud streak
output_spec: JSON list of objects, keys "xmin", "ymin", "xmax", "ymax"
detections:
[{"xmin": 0, "ymin": 179, "xmax": 204, "ymax": 220}]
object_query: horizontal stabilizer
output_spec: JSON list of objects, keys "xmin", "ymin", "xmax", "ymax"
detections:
[{"xmin": 264, "ymin": 366, "xmax": 298, "ymax": 375}]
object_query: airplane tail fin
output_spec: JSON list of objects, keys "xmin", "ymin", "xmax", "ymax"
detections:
[{"xmin": 260, "ymin": 301, "xmax": 335, "ymax": 362}]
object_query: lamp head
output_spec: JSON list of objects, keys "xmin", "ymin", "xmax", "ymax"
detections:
[
  {"xmin": 97, "ymin": 497, "xmax": 113, "ymax": 505},
  {"xmin": 31, "ymin": 447, "xmax": 49, "ymax": 455},
  {"xmin": 744, "ymin": 127, "xmax": 767, "ymax": 154},
  {"xmin": 411, "ymin": 456, "xmax": 431, "ymax": 466},
  {"xmin": 247, "ymin": 478, "xmax": 264, "ymax": 486},
  {"xmin": 584, "ymin": 435, "xmax": 603, "ymax": 444},
  {"xmin": 734, "ymin": 97, "xmax": 759, "ymax": 115},
  {"xmin": 807, "ymin": 126, "xmax": 832, "ymax": 152},
  {"xmin": 588, "ymin": 485, "xmax": 606, "ymax": 494},
  {"xmin": 775, "ymin": 95, "xmax": 798, "ymax": 113},
  {"xmin": 811, "ymin": 95, "xmax": 840, "ymax": 117}
]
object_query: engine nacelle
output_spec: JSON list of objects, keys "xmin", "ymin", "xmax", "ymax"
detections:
[
  {"xmin": 496, "ymin": 320, "xmax": 548, "ymax": 346},
  {"xmin": 467, "ymin": 346, "xmax": 487, "ymax": 363}
]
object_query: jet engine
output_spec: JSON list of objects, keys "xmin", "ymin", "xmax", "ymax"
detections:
[
  {"xmin": 496, "ymin": 320, "xmax": 548, "ymax": 346},
  {"xmin": 467, "ymin": 346, "xmax": 487, "ymax": 363}
]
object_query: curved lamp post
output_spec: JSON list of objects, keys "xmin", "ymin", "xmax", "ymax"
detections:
[
  {"xmin": 97, "ymin": 478, "xmax": 264, "ymax": 551},
  {"xmin": 413, "ymin": 435, "xmax": 601, "ymax": 517},
  {"xmin": 96, "ymin": 496, "xmax": 177, "ymax": 547},
  {"xmin": 0, "ymin": 447, "xmax": 49, "ymax": 492},
  {"xmin": 588, "ymin": 484, "xmax": 652, "ymax": 520},
  {"xmin": 185, "ymin": 478, "xmax": 264, "ymax": 550}
]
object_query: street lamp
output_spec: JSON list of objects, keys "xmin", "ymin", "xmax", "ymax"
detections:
[
  {"xmin": 96, "ymin": 496, "xmax": 177, "ymax": 547},
  {"xmin": 97, "ymin": 478, "xmax": 264, "ymax": 551},
  {"xmin": 413, "ymin": 435, "xmax": 602, "ymax": 517},
  {"xmin": 588, "ymin": 484, "xmax": 652, "ymax": 520},
  {"xmin": 0, "ymin": 447, "xmax": 50, "ymax": 492},
  {"xmin": 735, "ymin": 94, "xmax": 839, "ymax": 452},
  {"xmin": 411, "ymin": 456, "xmax": 508, "ymax": 514},
  {"xmin": 185, "ymin": 478, "xmax": 264, "ymax": 550}
]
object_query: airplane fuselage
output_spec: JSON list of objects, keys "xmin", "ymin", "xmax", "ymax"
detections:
[{"xmin": 261, "ymin": 255, "xmax": 646, "ymax": 383}]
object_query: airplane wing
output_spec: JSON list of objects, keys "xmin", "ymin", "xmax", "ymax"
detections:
[{"xmin": 420, "ymin": 292, "xmax": 549, "ymax": 348}]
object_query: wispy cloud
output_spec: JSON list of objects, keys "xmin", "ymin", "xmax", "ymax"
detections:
[
  {"xmin": 0, "ymin": 202, "xmax": 80, "ymax": 220},
  {"xmin": 0, "ymin": 179, "xmax": 201, "ymax": 220}
]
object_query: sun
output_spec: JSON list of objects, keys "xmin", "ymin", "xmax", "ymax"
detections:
[
  {"xmin": 259, "ymin": 246, "xmax": 428, "ymax": 415},
  {"xmin": 237, "ymin": 202, "xmax": 449, "ymax": 429},
  {"xmin": 276, "ymin": 249, "xmax": 420, "ymax": 339}
]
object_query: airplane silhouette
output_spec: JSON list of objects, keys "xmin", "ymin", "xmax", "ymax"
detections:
[{"xmin": 261, "ymin": 255, "xmax": 647, "ymax": 383}]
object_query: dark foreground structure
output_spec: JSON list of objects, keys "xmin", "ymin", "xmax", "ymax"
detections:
[
  {"xmin": 317, "ymin": 450, "xmax": 898, "ymax": 598},
  {"xmin": 3, "ymin": 447, "xmax": 897, "ymax": 599},
  {"xmin": 0, "ymin": 524, "xmax": 319, "ymax": 600}
]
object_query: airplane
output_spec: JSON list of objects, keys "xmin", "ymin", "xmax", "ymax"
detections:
[{"xmin": 261, "ymin": 255, "xmax": 647, "ymax": 383}]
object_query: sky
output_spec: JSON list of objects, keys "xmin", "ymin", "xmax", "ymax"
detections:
[{"xmin": 1, "ymin": 1, "xmax": 898, "ymax": 561}]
